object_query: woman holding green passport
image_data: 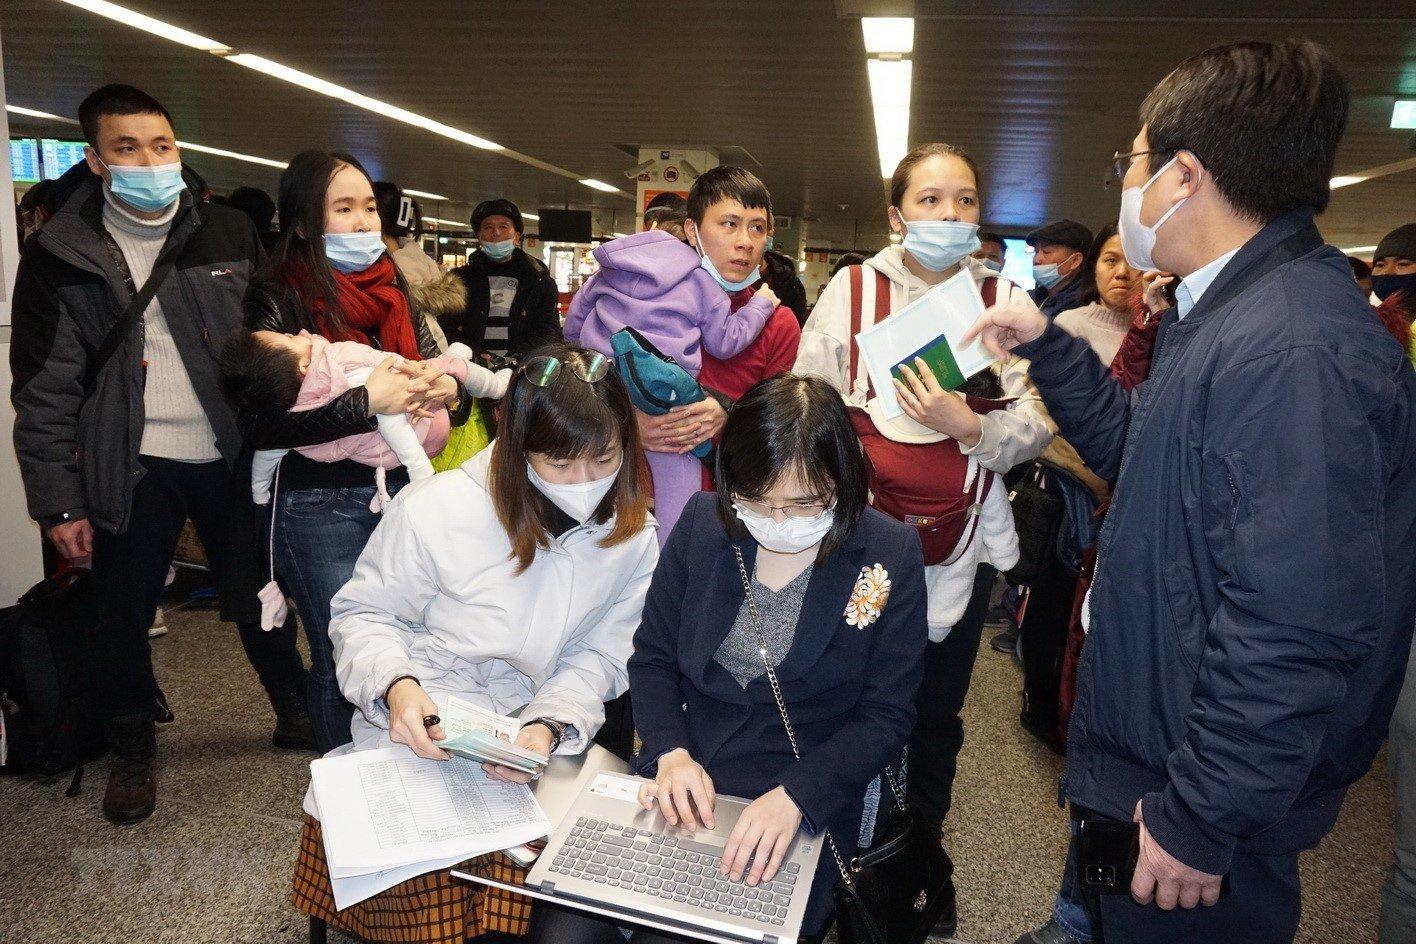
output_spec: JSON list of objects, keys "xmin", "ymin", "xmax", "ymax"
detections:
[{"xmin": 794, "ymin": 142, "xmax": 1053, "ymax": 937}]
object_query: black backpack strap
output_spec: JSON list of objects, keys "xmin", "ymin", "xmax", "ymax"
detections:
[{"xmin": 96, "ymin": 255, "xmax": 178, "ymax": 363}]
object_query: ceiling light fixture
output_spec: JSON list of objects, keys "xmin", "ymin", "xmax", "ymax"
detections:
[
  {"xmin": 55, "ymin": 0, "xmax": 230, "ymax": 52},
  {"xmin": 580, "ymin": 178, "xmax": 621, "ymax": 193},
  {"xmin": 867, "ymin": 57, "xmax": 912, "ymax": 179},
  {"xmin": 5, "ymin": 104, "xmax": 75, "ymax": 123},
  {"xmin": 423, "ymin": 217, "xmax": 469, "ymax": 228},
  {"xmin": 225, "ymin": 54, "xmax": 501, "ymax": 150},
  {"xmin": 1393, "ymin": 100, "xmax": 1416, "ymax": 130},
  {"xmin": 403, "ymin": 188, "xmax": 448, "ymax": 201},
  {"xmin": 1340, "ymin": 245, "xmax": 1377, "ymax": 254},
  {"xmin": 47, "ymin": 1, "xmax": 630, "ymax": 201},
  {"xmin": 522, "ymin": 213, "xmax": 541, "ymax": 221},
  {"xmin": 177, "ymin": 140, "xmax": 286, "ymax": 168},
  {"xmin": 862, "ymin": 17, "xmax": 914, "ymax": 54},
  {"xmin": 1330, "ymin": 175, "xmax": 1367, "ymax": 189}
]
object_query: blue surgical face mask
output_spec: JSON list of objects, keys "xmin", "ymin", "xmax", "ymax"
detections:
[
  {"xmin": 901, "ymin": 220, "xmax": 981, "ymax": 272},
  {"xmin": 977, "ymin": 256, "xmax": 1004, "ymax": 273},
  {"xmin": 1032, "ymin": 262, "xmax": 1063, "ymax": 289},
  {"xmin": 102, "ymin": 159, "xmax": 185, "ymax": 213},
  {"xmin": 323, "ymin": 230, "xmax": 385, "ymax": 274},
  {"xmin": 693, "ymin": 227, "xmax": 760, "ymax": 293},
  {"xmin": 481, "ymin": 239, "xmax": 516, "ymax": 261}
]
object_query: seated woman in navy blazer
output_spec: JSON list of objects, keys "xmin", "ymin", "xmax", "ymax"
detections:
[{"xmin": 531, "ymin": 375, "xmax": 929, "ymax": 943}]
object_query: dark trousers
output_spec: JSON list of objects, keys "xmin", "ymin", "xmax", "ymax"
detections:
[
  {"xmin": 907, "ymin": 563, "xmax": 996, "ymax": 831},
  {"xmin": 530, "ymin": 901, "xmax": 829, "ymax": 944},
  {"xmin": 1019, "ymin": 546, "xmax": 1074, "ymax": 738},
  {"xmin": 89, "ymin": 456, "xmax": 306, "ymax": 720},
  {"xmin": 272, "ymin": 483, "xmax": 397, "ymax": 754},
  {"xmin": 1088, "ymin": 841, "xmax": 1300, "ymax": 944}
]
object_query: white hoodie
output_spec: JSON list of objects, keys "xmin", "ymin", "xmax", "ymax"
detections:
[
  {"xmin": 328, "ymin": 444, "xmax": 659, "ymax": 754},
  {"xmin": 796, "ymin": 248, "xmax": 1051, "ymax": 638}
]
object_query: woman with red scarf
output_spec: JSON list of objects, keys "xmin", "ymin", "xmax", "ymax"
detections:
[{"xmin": 240, "ymin": 150, "xmax": 466, "ymax": 753}]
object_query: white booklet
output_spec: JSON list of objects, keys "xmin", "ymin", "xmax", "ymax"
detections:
[
  {"xmin": 854, "ymin": 268, "xmax": 995, "ymax": 419},
  {"xmin": 310, "ymin": 746, "xmax": 553, "ymax": 908},
  {"xmin": 440, "ymin": 696, "xmax": 550, "ymax": 774}
]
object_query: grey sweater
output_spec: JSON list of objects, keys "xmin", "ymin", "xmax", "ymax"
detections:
[
  {"xmin": 102, "ymin": 196, "xmax": 220, "ymax": 461},
  {"xmin": 715, "ymin": 566, "xmax": 812, "ymax": 689}
]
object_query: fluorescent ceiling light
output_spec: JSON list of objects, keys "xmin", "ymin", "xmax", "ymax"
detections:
[
  {"xmin": 862, "ymin": 17, "xmax": 914, "ymax": 54},
  {"xmin": 1330, "ymin": 175, "xmax": 1367, "ymax": 188},
  {"xmin": 522, "ymin": 212, "xmax": 540, "ymax": 221},
  {"xmin": 403, "ymin": 188, "xmax": 447, "ymax": 201},
  {"xmin": 423, "ymin": 217, "xmax": 469, "ymax": 228},
  {"xmin": 1341, "ymin": 245, "xmax": 1377, "ymax": 254},
  {"xmin": 225, "ymin": 54, "xmax": 502, "ymax": 151},
  {"xmin": 6, "ymin": 104, "xmax": 76, "ymax": 123},
  {"xmin": 177, "ymin": 140, "xmax": 286, "ymax": 168},
  {"xmin": 611, "ymin": 232, "xmax": 630, "ymax": 238},
  {"xmin": 1394, "ymin": 100, "xmax": 1416, "ymax": 130},
  {"xmin": 54, "ymin": 0, "xmax": 230, "ymax": 52},
  {"xmin": 867, "ymin": 58, "xmax": 912, "ymax": 178},
  {"xmin": 579, "ymin": 178, "xmax": 620, "ymax": 193}
]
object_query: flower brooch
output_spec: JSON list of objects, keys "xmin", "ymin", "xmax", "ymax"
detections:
[{"xmin": 845, "ymin": 563, "xmax": 891, "ymax": 629}]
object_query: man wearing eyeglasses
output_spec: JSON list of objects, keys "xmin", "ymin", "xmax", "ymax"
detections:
[{"xmin": 969, "ymin": 39, "xmax": 1416, "ymax": 944}]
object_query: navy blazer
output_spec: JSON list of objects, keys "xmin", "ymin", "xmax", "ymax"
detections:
[{"xmin": 629, "ymin": 492, "xmax": 928, "ymax": 932}]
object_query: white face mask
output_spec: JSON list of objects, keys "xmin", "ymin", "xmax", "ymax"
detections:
[
  {"xmin": 734, "ymin": 503, "xmax": 835, "ymax": 554},
  {"xmin": 527, "ymin": 461, "xmax": 620, "ymax": 524},
  {"xmin": 1118, "ymin": 155, "xmax": 1190, "ymax": 272}
]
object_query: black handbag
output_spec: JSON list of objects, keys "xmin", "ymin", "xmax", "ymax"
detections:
[
  {"xmin": 732, "ymin": 549, "xmax": 954, "ymax": 944},
  {"xmin": 1005, "ymin": 462, "xmax": 1064, "ymax": 587}
]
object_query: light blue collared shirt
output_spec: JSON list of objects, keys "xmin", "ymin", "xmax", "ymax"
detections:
[{"xmin": 1175, "ymin": 248, "xmax": 1240, "ymax": 320}]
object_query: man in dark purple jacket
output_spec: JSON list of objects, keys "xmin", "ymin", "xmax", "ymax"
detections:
[{"xmin": 972, "ymin": 40, "xmax": 1416, "ymax": 944}]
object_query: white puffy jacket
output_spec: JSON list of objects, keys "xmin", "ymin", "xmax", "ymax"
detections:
[{"xmin": 328, "ymin": 444, "xmax": 659, "ymax": 753}]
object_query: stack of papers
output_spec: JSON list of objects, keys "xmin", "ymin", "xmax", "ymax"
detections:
[
  {"xmin": 854, "ymin": 267, "xmax": 996, "ymax": 418},
  {"xmin": 440, "ymin": 696, "xmax": 549, "ymax": 774},
  {"xmin": 310, "ymin": 746, "xmax": 553, "ymax": 908}
]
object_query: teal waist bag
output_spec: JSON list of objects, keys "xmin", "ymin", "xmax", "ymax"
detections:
[{"xmin": 610, "ymin": 327, "xmax": 712, "ymax": 461}]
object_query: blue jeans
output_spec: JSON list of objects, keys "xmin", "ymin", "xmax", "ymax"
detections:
[
  {"xmin": 1054, "ymin": 822, "xmax": 1096, "ymax": 941},
  {"xmin": 272, "ymin": 484, "xmax": 397, "ymax": 754}
]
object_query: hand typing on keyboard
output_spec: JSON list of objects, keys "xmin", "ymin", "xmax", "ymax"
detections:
[
  {"xmin": 547, "ymin": 817, "xmax": 804, "ymax": 929},
  {"xmin": 639, "ymin": 748, "xmax": 716, "ymax": 830},
  {"xmin": 722, "ymin": 786, "xmax": 803, "ymax": 886}
]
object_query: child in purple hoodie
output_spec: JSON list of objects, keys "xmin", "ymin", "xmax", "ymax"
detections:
[{"xmin": 565, "ymin": 229, "xmax": 777, "ymax": 542}]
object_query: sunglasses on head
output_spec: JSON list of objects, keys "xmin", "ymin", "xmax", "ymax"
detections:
[{"xmin": 519, "ymin": 353, "xmax": 611, "ymax": 387}]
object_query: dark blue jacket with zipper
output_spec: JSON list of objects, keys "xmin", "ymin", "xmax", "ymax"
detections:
[{"xmin": 1017, "ymin": 208, "xmax": 1416, "ymax": 875}]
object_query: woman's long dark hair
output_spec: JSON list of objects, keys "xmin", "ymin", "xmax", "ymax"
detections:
[
  {"xmin": 266, "ymin": 149, "xmax": 374, "ymax": 339},
  {"xmin": 488, "ymin": 342, "xmax": 650, "ymax": 573},
  {"xmin": 714, "ymin": 375, "xmax": 869, "ymax": 562}
]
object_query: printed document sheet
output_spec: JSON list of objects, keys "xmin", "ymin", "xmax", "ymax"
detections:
[
  {"xmin": 854, "ymin": 267, "xmax": 995, "ymax": 418},
  {"xmin": 310, "ymin": 746, "xmax": 552, "ymax": 907}
]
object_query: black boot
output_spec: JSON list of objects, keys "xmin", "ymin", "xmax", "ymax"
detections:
[
  {"xmin": 268, "ymin": 685, "xmax": 317, "ymax": 752},
  {"xmin": 103, "ymin": 712, "xmax": 156, "ymax": 826}
]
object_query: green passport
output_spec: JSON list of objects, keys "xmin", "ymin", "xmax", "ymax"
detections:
[{"xmin": 890, "ymin": 334, "xmax": 967, "ymax": 391}]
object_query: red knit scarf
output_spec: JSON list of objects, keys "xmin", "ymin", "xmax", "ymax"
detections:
[{"xmin": 316, "ymin": 256, "xmax": 421, "ymax": 360}]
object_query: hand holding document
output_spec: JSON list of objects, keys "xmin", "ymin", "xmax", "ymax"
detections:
[
  {"xmin": 440, "ymin": 695, "xmax": 550, "ymax": 774},
  {"xmin": 310, "ymin": 746, "xmax": 552, "ymax": 908},
  {"xmin": 855, "ymin": 268, "xmax": 997, "ymax": 418}
]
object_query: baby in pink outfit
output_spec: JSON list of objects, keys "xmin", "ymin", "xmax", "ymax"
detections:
[{"xmin": 237, "ymin": 330, "xmax": 509, "ymax": 507}]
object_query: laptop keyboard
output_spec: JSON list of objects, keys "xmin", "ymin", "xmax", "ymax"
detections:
[{"xmin": 546, "ymin": 817, "xmax": 802, "ymax": 928}]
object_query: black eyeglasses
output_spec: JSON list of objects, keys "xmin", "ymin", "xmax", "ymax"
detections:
[
  {"xmin": 1104, "ymin": 148, "xmax": 1178, "ymax": 188},
  {"xmin": 519, "ymin": 353, "xmax": 611, "ymax": 387}
]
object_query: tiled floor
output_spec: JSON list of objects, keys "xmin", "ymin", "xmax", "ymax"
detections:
[{"xmin": 0, "ymin": 602, "xmax": 1393, "ymax": 943}]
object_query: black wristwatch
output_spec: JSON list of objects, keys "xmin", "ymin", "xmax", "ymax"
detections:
[{"xmin": 525, "ymin": 717, "xmax": 566, "ymax": 753}]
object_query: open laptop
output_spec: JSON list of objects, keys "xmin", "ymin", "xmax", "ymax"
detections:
[{"xmin": 455, "ymin": 771, "xmax": 820, "ymax": 944}]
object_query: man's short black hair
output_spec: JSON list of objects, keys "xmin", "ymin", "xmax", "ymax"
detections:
[
  {"xmin": 978, "ymin": 230, "xmax": 1005, "ymax": 248},
  {"xmin": 1140, "ymin": 39, "xmax": 1348, "ymax": 223},
  {"xmin": 78, "ymin": 84, "xmax": 175, "ymax": 147},
  {"xmin": 218, "ymin": 333, "xmax": 303, "ymax": 414},
  {"xmin": 686, "ymin": 166, "xmax": 772, "ymax": 226},
  {"xmin": 645, "ymin": 192, "xmax": 687, "ymax": 214}
]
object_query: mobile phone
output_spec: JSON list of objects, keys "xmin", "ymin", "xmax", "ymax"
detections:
[
  {"xmin": 1077, "ymin": 818, "xmax": 1140, "ymax": 894},
  {"xmin": 1160, "ymin": 277, "xmax": 1179, "ymax": 309}
]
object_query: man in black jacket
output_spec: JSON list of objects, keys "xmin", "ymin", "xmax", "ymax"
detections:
[
  {"xmin": 1027, "ymin": 219, "xmax": 1092, "ymax": 319},
  {"xmin": 971, "ymin": 41, "xmax": 1416, "ymax": 944},
  {"xmin": 446, "ymin": 198, "xmax": 562, "ymax": 360},
  {"xmin": 9, "ymin": 85, "xmax": 309, "ymax": 826}
]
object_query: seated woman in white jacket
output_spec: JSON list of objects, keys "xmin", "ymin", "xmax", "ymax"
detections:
[
  {"xmin": 325, "ymin": 343, "xmax": 658, "ymax": 776},
  {"xmin": 794, "ymin": 141, "xmax": 1052, "ymax": 936}
]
